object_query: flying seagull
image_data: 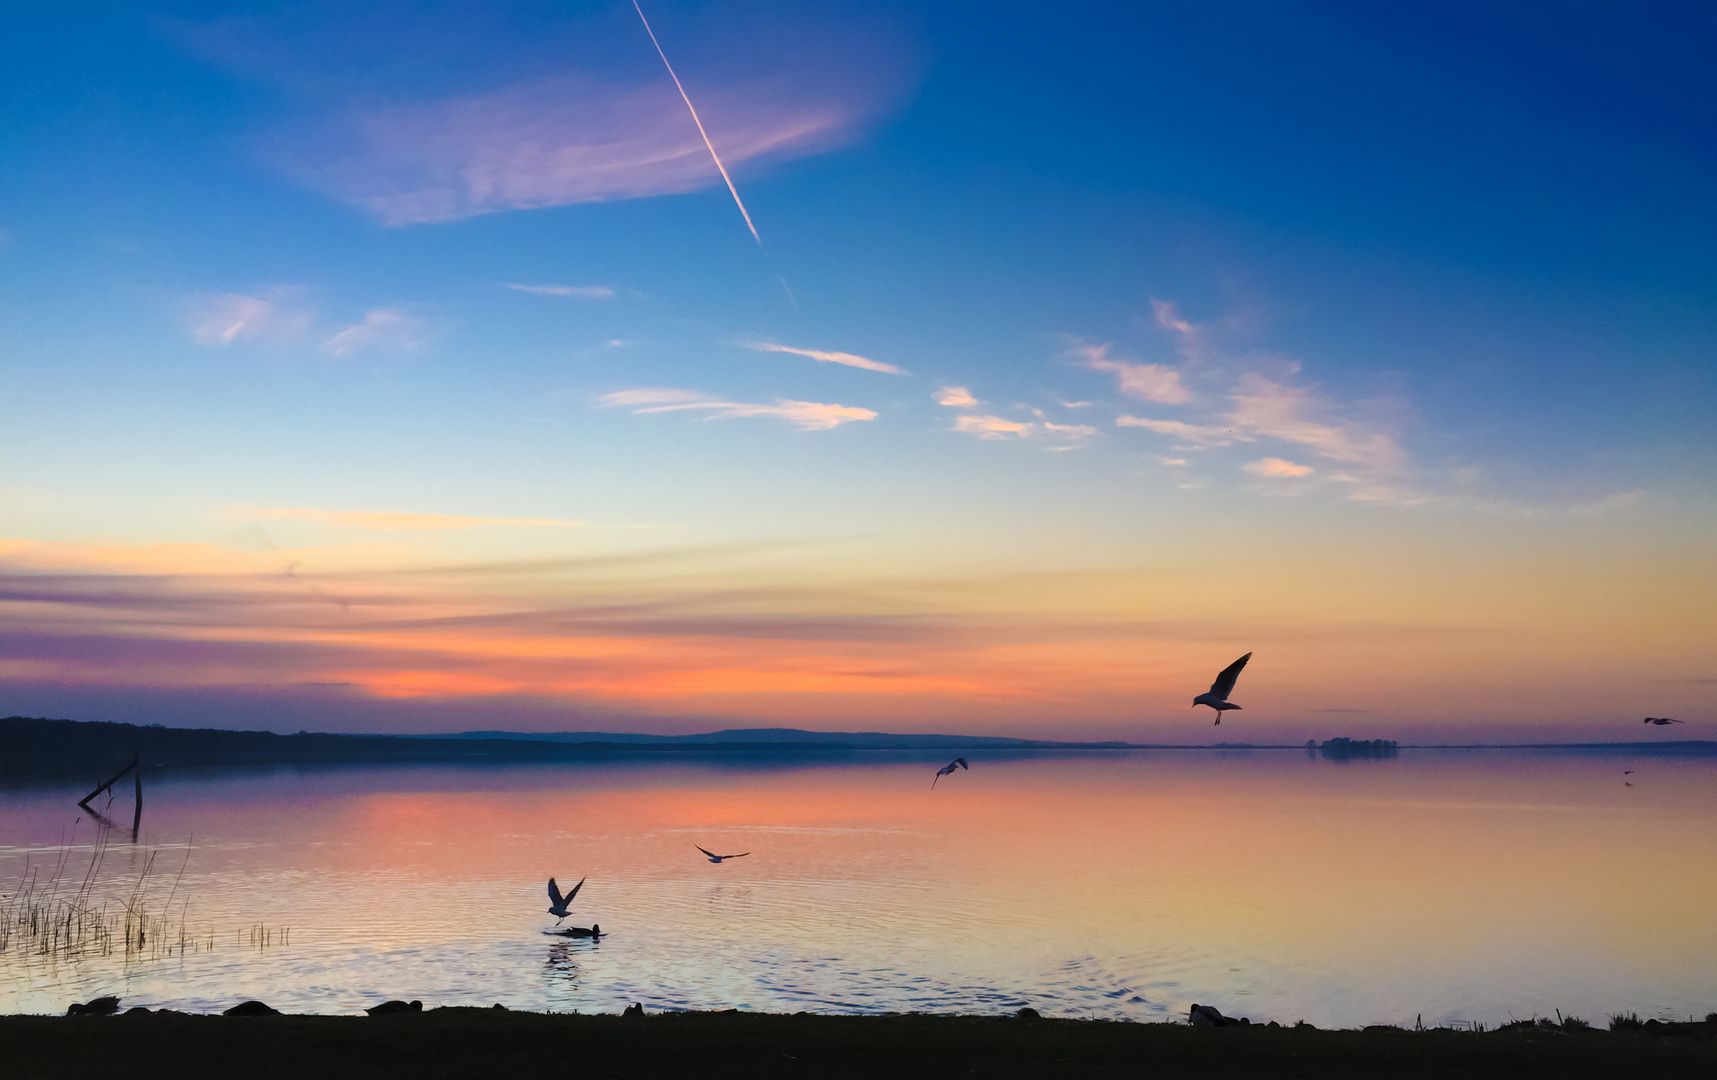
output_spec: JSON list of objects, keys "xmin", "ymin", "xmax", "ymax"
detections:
[
  {"xmin": 1643, "ymin": 717, "xmax": 1684, "ymax": 726},
  {"xmin": 1193, "ymin": 653, "xmax": 1252, "ymax": 724},
  {"xmin": 696, "ymin": 845, "xmax": 749, "ymax": 864},
  {"xmin": 932, "ymin": 757, "xmax": 968, "ymax": 788},
  {"xmin": 547, "ymin": 877, "xmax": 585, "ymax": 923}
]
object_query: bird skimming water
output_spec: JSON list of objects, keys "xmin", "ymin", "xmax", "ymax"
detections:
[
  {"xmin": 932, "ymin": 758, "xmax": 968, "ymax": 788},
  {"xmin": 1193, "ymin": 653, "xmax": 1252, "ymax": 724},
  {"xmin": 546, "ymin": 877, "xmax": 585, "ymax": 923},
  {"xmin": 696, "ymin": 845, "xmax": 749, "ymax": 864},
  {"xmin": 1643, "ymin": 717, "xmax": 1684, "ymax": 726}
]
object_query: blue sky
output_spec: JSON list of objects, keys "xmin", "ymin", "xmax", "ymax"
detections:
[{"xmin": 2, "ymin": 1, "xmax": 1713, "ymax": 739}]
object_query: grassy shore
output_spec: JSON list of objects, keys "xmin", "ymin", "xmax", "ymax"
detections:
[{"xmin": 3, "ymin": 1010, "xmax": 1715, "ymax": 1079}]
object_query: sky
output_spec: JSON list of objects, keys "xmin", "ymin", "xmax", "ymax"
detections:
[{"xmin": 1, "ymin": 1, "xmax": 1713, "ymax": 743}]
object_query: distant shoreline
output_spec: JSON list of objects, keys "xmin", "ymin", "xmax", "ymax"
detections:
[{"xmin": 3, "ymin": 716, "xmax": 1712, "ymax": 780}]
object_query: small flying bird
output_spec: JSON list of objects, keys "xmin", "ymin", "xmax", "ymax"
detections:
[
  {"xmin": 932, "ymin": 757, "xmax": 968, "ymax": 788},
  {"xmin": 696, "ymin": 845, "xmax": 749, "ymax": 864},
  {"xmin": 1193, "ymin": 653, "xmax": 1252, "ymax": 724},
  {"xmin": 546, "ymin": 877, "xmax": 585, "ymax": 923},
  {"xmin": 1623, "ymin": 770, "xmax": 1634, "ymax": 774},
  {"xmin": 1643, "ymin": 717, "xmax": 1684, "ymax": 726}
]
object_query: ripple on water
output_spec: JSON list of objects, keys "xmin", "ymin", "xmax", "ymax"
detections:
[{"xmin": 5, "ymin": 753, "xmax": 1717, "ymax": 1024}]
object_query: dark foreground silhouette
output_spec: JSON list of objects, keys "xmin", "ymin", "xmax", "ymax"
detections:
[{"xmin": 8, "ymin": 1008, "xmax": 1716, "ymax": 1079}]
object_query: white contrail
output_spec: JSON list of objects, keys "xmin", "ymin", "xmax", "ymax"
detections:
[{"xmin": 633, "ymin": 0, "xmax": 761, "ymax": 245}]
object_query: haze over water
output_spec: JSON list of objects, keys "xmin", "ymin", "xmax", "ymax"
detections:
[{"xmin": 4, "ymin": 750, "xmax": 1713, "ymax": 1025}]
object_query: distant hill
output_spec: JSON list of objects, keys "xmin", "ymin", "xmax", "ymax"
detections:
[
  {"xmin": 0, "ymin": 716, "xmax": 1131, "ymax": 775},
  {"xmin": 3, "ymin": 717, "xmax": 1710, "ymax": 778}
]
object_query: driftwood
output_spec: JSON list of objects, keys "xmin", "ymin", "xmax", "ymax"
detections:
[
  {"xmin": 77, "ymin": 753, "xmax": 143, "ymax": 840},
  {"xmin": 77, "ymin": 754, "xmax": 138, "ymax": 810}
]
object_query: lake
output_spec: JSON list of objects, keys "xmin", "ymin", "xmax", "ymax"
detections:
[{"xmin": 2, "ymin": 749, "xmax": 1713, "ymax": 1025}]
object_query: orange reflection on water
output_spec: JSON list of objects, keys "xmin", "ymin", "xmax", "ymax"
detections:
[{"xmin": 3, "ymin": 750, "xmax": 1714, "ymax": 1022}]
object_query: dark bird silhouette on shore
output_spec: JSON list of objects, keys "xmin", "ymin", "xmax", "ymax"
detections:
[
  {"xmin": 1193, "ymin": 653, "xmax": 1251, "ymax": 724},
  {"xmin": 547, "ymin": 877, "xmax": 584, "ymax": 923},
  {"xmin": 932, "ymin": 757, "xmax": 968, "ymax": 788},
  {"xmin": 366, "ymin": 1000, "xmax": 422, "ymax": 1016},
  {"xmin": 695, "ymin": 845, "xmax": 749, "ymax": 864},
  {"xmin": 1643, "ymin": 717, "xmax": 1684, "ymax": 726},
  {"xmin": 67, "ymin": 996, "xmax": 120, "ymax": 1017},
  {"xmin": 1190, "ymin": 1004, "xmax": 1231, "ymax": 1027}
]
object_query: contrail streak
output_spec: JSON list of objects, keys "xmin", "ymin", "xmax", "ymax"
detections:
[{"xmin": 633, "ymin": 0, "xmax": 761, "ymax": 245}]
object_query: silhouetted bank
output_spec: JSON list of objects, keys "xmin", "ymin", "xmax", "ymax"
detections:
[
  {"xmin": 4, "ymin": 1009, "xmax": 1715, "ymax": 1079},
  {"xmin": 0, "ymin": 716, "xmax": 1129, "ymax": 776},
  {"xmin": 4, "ymin": 716, "xmax": 1712, "ymax": 780}
]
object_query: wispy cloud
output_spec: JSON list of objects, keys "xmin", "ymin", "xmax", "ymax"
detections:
[
  {"xmin": 948, "ymin": 414, "xmax": 1094, "ymax": 447},
  {"xmin": 603, "ymin": 388, "xmax": 709, "ymax": 408},
  {"xmin": 1149, "ymin": 298, "xmax": 1230, "ymax": 365},
  {"xmin": 601, "ymin": 388, "xmax": 876, "ymax": 431},
  {"xmin": 1150, "ymin": 298, "xmax": 1195, "ymax": 336},
  {"xmin": 188, "ymin": 287, "xmax": 312, "ymax": 346},
  {"xmin": 252, "ymin": 508, "xmax": 586, "ymax": 530},
  {"xmin": 939, "ymin": 387, "xmax": 1090, "ymax": 447},
  {"xmin": 953, "ymin": 414, "xmax": 1034, "ymax": 440},
  {"xmin": 1116, "ymin": 416, "xmax": 1239, "ymax": 448},
  {"xmin": 1068, "ymin": 340, "xmax": 1192, "ymax": 405},
  {"xmin": 1244, "ymin": 457, "xmax": 1313, "ymax": 478},
  {"xmin": 503, "ymin": 283, "xmax": 615, "ymax": 299},
  {"xmin": 1044, "ymin": 422, "xmax": 1097, "ymax": 438},
  {"xmin": 748, "ymin": 342, "xmax": 904, "ymax": 375},
  {"xmin": 278, "ymin": 77, "xmax": 871, "ymax": 227},
  {"xmin": 322, "ymin": 308, "xmax": 430, "ymax": 357},
  {"xmin": 1226, "ymin": 373, "xmax": 1402, "ymax": 472}
]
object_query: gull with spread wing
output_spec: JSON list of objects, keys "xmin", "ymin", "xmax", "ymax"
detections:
[
  {"xmin": 932, "ymin": 757, "xmax": 968, "ymax": 788},
  {"xmin": 696, "ymin": 845, "xmax": 750, "ymax": 864},
  {"xmin": 1193, "ymin": 653, "xmax": 1252, "ymax": 724},
  {"xmin": 546, "ymin": 877, "xmax": 585, "ymax": 924}
]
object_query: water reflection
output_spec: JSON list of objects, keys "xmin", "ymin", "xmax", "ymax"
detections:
[
  {"xmin": 1, "ymin": 750, "xmax": 1713, "ymax": 1025},
  {"xmin": 543, "ymin": 941, "xmax": 581, "ymax": 990}
]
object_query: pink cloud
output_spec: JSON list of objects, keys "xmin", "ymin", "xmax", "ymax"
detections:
[
  {"xmin": 1226, "ymin": 374, "xmax": 1402, "ymax": 471},
  {"xmin": 1115, "ymin": 416, "xmax": 1240, "ymax": 448},
  {"xmin": 953, "ymin": 414, "xmax": 1033, "ymax": 440},
  {"xmin": 1043, "ymin": 422, "xmax": 1096, "ymax": 438},
  {"xmin": 187, "ymin": 287, "xmax": 312, "ymax": 346},
  {"xmin": 1069, "ymin": 341, "xmax": 1191, "ymax": 405},
  {"xmin": 601, "ymin": 388, "xmax": 875, "ymax": 431},
  {"xmin": 1244, "ymin": 457, "xmax": 1313, "ymax": 478},
  {"xmin": 749, "ymin": 342, "xmax": 903, "ymax": 375},
  {"xmin": 1151, "ymin": 298, "xmax": 1195, "ymax": 336},
  {"xmin": 279, "ymin": 76, "xmax": 872, "ymax": 226},
  {"xmin": 935, "ymin": 386, "xmax": 978, "ymax": 408}
]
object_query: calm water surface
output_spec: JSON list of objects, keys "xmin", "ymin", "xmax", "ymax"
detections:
[{"xmin": 2, "ymin": 750, "xmax": 1713, "ymax": 1025}]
